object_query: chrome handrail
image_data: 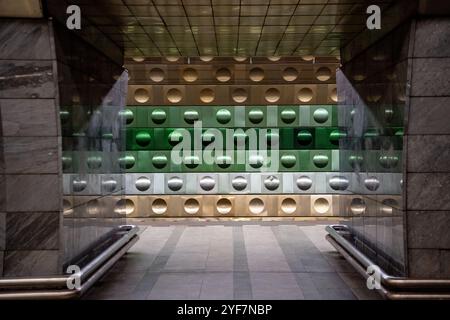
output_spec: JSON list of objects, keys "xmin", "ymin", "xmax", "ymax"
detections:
[{"xmin": 326, "ymin": 224, "xmax": 450, "ymax": 300}]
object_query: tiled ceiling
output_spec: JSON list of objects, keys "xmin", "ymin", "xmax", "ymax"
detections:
[{"xmin": 59, "ymin": 0, "xmax": 394, "ymax": 57}]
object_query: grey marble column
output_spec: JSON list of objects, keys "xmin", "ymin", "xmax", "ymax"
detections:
[
  {"xmin": 404, "ymin": 18, "xmax": 450, "ymax": 278},
  {"xmin": 0, "ymin": 19, "xmax": 62, "ymax": 277}
]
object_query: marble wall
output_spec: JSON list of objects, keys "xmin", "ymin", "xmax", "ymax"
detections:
[
  {"xmin": 0, "ymin": 18, "xmax": 128, "ymax": 277},
  {"xmin": 405, "ymin": 17, "xmax": 450, "ymax": 278},
  {"xmin": 0, "ymin": 19, "xmax": 62, "ymax": 276}
]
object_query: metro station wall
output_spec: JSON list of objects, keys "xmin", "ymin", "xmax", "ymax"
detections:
[{"xmin": 117, "ymin": 56, "xmax": 357, "ymax": 218}]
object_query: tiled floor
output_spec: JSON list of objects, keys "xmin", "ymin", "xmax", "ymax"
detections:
[{"xmin": 84, "ymin": 221, "xmax": 381, "ymax": 300}]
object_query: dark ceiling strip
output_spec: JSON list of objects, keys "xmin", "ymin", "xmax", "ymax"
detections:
[
  {"xmin": 273, "ymin": 0, "xmax": 302, "ymax": 57},
  {"xmin": 253, "ymin": 0, "xmax": 272, "ymax": 56},
  {"xmin": 235, "ymin": 0, "xmax": 242, "ymax": 56},
  {"xmin": 120, "ymin": 0, "xmax": 163, "ymax": 56},
  {"xmin": 149, "ymin": 0, "xmax": 182, "ymax": 56},
  {"xmin": 290, "ymin": 0, "xmax": 329, "ymax": 56},
  {"xmin": 179, "ymin": 0, "xmax": 200, "ymax": 57},
  {"xmin": 210, "ymin": 0, "xmax": 220, "ymax": 56}
]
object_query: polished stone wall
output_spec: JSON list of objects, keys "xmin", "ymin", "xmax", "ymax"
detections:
[
  {"xmin": 0, "ymin": 18, "xmax": 128, "ymax": 277},
  {"xmin": 0, "ymin": 19, "xmax": 62, "ymax": 276},
  {"xmin": 405, "ymin": 17, "xmax": 450, "ymax": 278}
]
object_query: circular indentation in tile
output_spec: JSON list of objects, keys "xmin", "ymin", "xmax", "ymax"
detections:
[
  {"xmin": 216, "ymin": 109, "xmax": 231, "ymax": 124},
  {"xmin": 102, "ymin": 178, "xmax": 117, "ymax": 192},
  {"xmin": 297, "ymin": 88, "xmax": 313, "ymax": 102},
  {"xmin": 282, "ymin": 67, "xmax": 298, "ymax": 82},
  {"xmin": 87, "ymin": 156, "xmax": 102, "ymax": 169},
  {"xmin": 216, "ymin": 67, "xmax": 231, "ymax": 82},
  {"xmin": 136, "ymin": 176, "xmax": 151, "ymax": 191},
  {"xmin": 248, "ymin": 109, "xmax": 264, "ymax": 124},
  {"xmin": 380, "ymin": 199, "xmax": 398, "ymax": 215},
  {"xmin": 168, "ymin": 130, "xmax": 183, "ymax": 146},
  {"xmin": 350, "ymin": 198, "xmax": 366, "ymax": 215},
  {"xmin": 119, "ymin": 155, "xmax": 135, "ymax": 169},
  {"xmin": 249, "ymin": 198, "xmax": 265, "ymax": 215},
  {"xmin": 268, "ymin": 56, "xmax": 281, "ymax": 62},
  {"xmin": 314, "ymin": 198, "xmax": 330, "ymax": 214},
  {"xmin": 313, "ymin": 108, "xmax": 329, "ymax": 123},
  {"xmin": 297, "ymin": 130, "xmax": 313, "ymax": 146},
  {"xmin": 232, "ymin": 88, "xmax": 248, "ymax": 103},
  {"xmin": 184, "ymin": 155, "xmax": 200, "ymax": 169},
  {"xmin": 329, "ymin": 176, "xmax": 349, "ymax": 191},
  {"xmin": 379, "ymin": 155, "xmax": 399, "ymax": 169},
  {"xmin": 364, "ymin": 177, "xmax": 380, "ymax": 191},
  {"xmin": 87, "ymin": 199, "xmax": 101, "ymax": 216},
  {"xmin": 135, "ymin": 131, "xmax": 151, "ymax": 147},
  {"xmin": 384, "ymin": 108, "xmax": 394, "ymax": 122},
  {"xmin": 183, "ymin": 68, "xmax": 198, "ymax": 82},
  {"xmin": 200, "ymin": 55, "xmax": 214, "ymax": 62},
  {"xmin": 264, "ymin": 175, "xmax": 280, "ymax": 191},
  {"xmin": 249, "ymin": 67, "xmax": 264, "ymax": 82},
  {"xmin": 200, "ymin": 88, "xmax": 215, "ymax": 103},
  {"xmin": 149, "ymin": 68, "xmax": 164, "ymax": 82},
  {"xmin": 296, "ymin": 176, "xmax": 313, "ymax": 191},
  {"xmin": 167, "ymin": 88, "xmax": 183, "ymax": 103},
  {"xmin": 234, "ymin": 56, "xmax": 247, "ymax": 62},
  {"xmin": 134, "ymin": 88, "xmax": 150, "ymax": 104},
  {"xmin": 184, "ymin": 198, "xmax": 200, "ymax": 215},
  {"xmin": 265, "ymin": 88, "xmax": 280, "ymax": 103},
  {"xmin": 302, "ymin": 55, "xmax": 314, "ymax": 61},
  {"xmin": 329, "ymin": 130, "xmax": 347, "ymax": 146},
  {"xmin": 316, "ymin": 66, "xmax": 332, "ymax": 81},
  {"xmin": 281, "ymin": 198, "xmax": 296, "ymax": 214},
  {"xmin": 330, "ymin": 88, "xmax": 338, "ymax": 102},
  {"xmin": 353, "ymin": 74, "xmax": 366, "ymax": 82},
  {"xmin": 120, "ymin": 109, "xmax": 134, "ymax": 125},
  {"xmin": 151, "ymin": 109, "xmax": 167, "ymax": 124},
  {"xmin": 152, "ymin": 155, "xmax": 169, "ymax": 169},
  {"xmin": 168, "ymin": 176, "xmax": 183, "ymax": 191},
  {"xmin": 184, "ymin": 110, "xmax": 200, "ymax": 124},
  {"xmin": 313, "ymin": 154, "xmax": 329, "ymax": 168},
  {"xmin": 200, "ymin": 176, "xmax": 215, "ymax": 191},
  {"xmin": 249, "ymin": 154, "xmax": 264, "ymax": 169},
  {"xmin": 216, "ymin": 155, "xmax": 232, "ymax": 169},
  {"xmin": 73, "ymin": 178, "xmax": 87, "ymax": 192},
  {"xmin": 72, "ymin": 95, "xmax": 81, "ymax": 104},
  {"xmin": 232, "ymin": 176, "xmax": 248, "ymax": 191},
  {"xmin": 60, "ymin": 110, "xmax": 70, "ymax": 124},
  {"xmin": 348, "ymin": 154, "xmax": 364, "ymax": 168},
  {"xmin": 166, "ymin": 56, "xmax": 180, "ymax": 62},
  {"xmin": 115, "ymin": 199, "xmax": 135, "ymax": 216},
  {"xmin": 281, "ymin": 154, "xmax": 297, "ymax": 168},
  {"xmin": 62, "ymin": 156, "xmax": 72, "ymax": 171},
  {"xmin": 132, "ymin": 56, "xmax": 145, "ymax": 62},
  {"xmin": 217, "ymin": 198, "xmax": 232, "ymax": 215},
  {"xmin": 280, "ymin": 109, "xmax": 296, "ymax": 124},
  {"xmin": 152, "ymin": 198, "xmax": 167, "ymax": 215}
]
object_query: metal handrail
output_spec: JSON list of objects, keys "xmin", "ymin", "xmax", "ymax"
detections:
[
  {"xmin": 0, "ymin": 225, "xmax": 139, "ymax": 299},
  {"xmin": 326, "ymin": 224, "xmax": 450, "ymax": 300}
]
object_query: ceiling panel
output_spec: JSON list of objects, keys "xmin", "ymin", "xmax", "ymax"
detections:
[{"xmin": 60, "ymin": 0, "xmax": 396, "ymax": 58}]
